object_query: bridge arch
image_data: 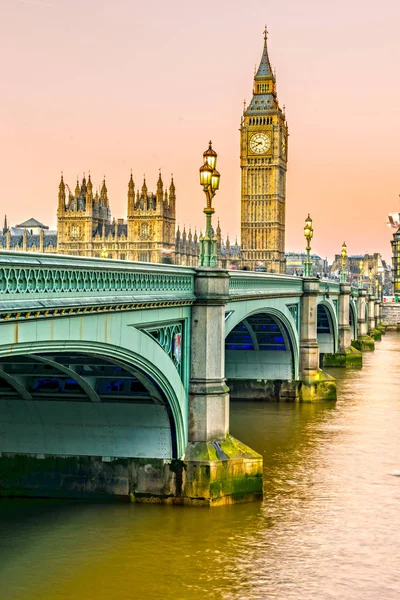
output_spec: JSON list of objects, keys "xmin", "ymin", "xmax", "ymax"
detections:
[
  {"xmin": 225, "ymin": 305, "xmax": 299, "ymax": 383},
  {"xmin": 317, "ymin": 300, "xmax": 338, "ymax": 358},
  {"xmin": 0, "ymin": 315, "xmax": 187, "ymax": 459},
  {"xmin": 349, "ymin": 299, "xmax": 358, "ymax": 341}
]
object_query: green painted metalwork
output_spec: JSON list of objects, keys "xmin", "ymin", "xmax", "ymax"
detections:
[
  {"xmin": 0, "ymin": 251, "xmax": 195, "ymax": 299},
  {"xmin": 229, "ymin": 272, "xmax": 303, "ymax": 297},
  {"xmin": 287, "ymin": 304, "xmax": 299, "ymax": 332},
  {"xmin": 141, "ymin": 322, "xmax": 184, "ymax": 376},
  {"xmin": 0, "ymin": 308, "xmax": 189, "ymax": 458},
  {"xmin": 225, "ymin": 298, "xmax": 300, "ymax": 380}
]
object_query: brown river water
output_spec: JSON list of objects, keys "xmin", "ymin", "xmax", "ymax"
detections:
[{"xmin": 0, "ymin": 332, "xmax": 399, "ymax": 600}]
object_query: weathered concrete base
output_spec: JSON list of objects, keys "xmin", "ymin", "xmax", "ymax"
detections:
[
  {"xmin": 369, "ymin": 328, "xmax": 382, "ymax": 341},
  {"xmin": 382, "ymin": 303, "xmax": 400, "ymax": 327},
  {"xmin": 376, "ymin": 324, "xmax": 386, "ymax": 335},
  {"xmin": 352, "ymin": 336, "xmax": 375, "ymax": 352},
  {"xmin": 229, "ymin": 379, "xmax": 297, "ymax": 402},
  {"xmin": 297, "ymin": 370, "xmax": 337, "ymax": 402},
  {"xmin": 322, "ymin": 346, "xmax": 363, "ymax": 368},
  {"xmin": 0, "ymin": 437, "xmax": 263, "ymax": 506},
  {"xmin": 182, "ymin": 436, "xmax": 263, "ymax": 506},
  {"xmin": 228, "ymin": 374, "xmax": 337, "ymax": 403}
]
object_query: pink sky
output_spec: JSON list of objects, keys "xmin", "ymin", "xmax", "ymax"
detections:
[{"xmin": 1, "ymin": 0, "xmax": 399, "ymax": 261}]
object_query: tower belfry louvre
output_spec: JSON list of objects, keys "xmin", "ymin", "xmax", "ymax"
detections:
[{"xmin": 240, "ymin": 28, "xmax": 288, "ymax": 272}]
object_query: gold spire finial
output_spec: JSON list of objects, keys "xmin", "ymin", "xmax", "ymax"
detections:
[{"xmin": 263, "ymin": 25, "xmax": 268, "ymax": 41}]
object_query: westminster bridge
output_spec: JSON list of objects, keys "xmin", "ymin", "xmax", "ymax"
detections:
[{"xmin": 0, "ymin": 251, "xmax": 384, "ymax": 505}]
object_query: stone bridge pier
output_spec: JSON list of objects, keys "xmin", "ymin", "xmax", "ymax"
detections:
[
  {"xmin": 323, "ymin": 282, "xmax": 362, "ymax": 367},
  {"xmin": 356, "ymin": 288, "xmax": 375, "ymax": 351},
  {"xmin": 298, "ymin": 278, "xmax": 336, "ymax": 400},
  {"xmin": 184, "ymin": 269, "xmax": 263, "ymax": 505}
]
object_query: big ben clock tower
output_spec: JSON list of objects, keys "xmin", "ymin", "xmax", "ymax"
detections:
[{"xmin": 240, "ymin": 28, "xmax": 288, "ymax": 273}]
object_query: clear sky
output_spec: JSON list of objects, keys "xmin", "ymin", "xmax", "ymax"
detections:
[{"xmin": 1, "ymin": 0, "xmax": 399, "ymax": 261}]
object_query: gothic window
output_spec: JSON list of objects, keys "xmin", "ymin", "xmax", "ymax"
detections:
[{"xmin": 71, "ymin": 225, "xmax": 80, "ymax": 238}]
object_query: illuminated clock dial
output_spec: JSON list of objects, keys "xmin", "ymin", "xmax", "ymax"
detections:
[{"xmin": 249, "ymin": 133, "xmax": 270, "ymax": 155}]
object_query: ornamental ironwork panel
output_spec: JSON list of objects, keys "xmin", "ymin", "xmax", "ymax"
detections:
[
  {"xmin": 287, "ymin": 304, "xmax": 299, "ymax": 332},
  {"xmin": 0, "ymin": 266, "xmax": 193, "ymax": 297},
  {"xmin": 141, "ymin": 322, "xmax": 183, "ymax": 376}
]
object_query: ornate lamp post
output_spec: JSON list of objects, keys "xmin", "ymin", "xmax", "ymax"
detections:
[
  {"xmin": 100, "ymin": 245, "xmax": 108, "ymax": 259},
  {"xmin": 359, "ymin": 259, "xmax": 364, "ymax": 289},
  {"xmin": 303, "ymin": 214, "xmax": 313, "ymax": 276},
  {"xmin": 198, "ymin": 141, "xmax": 220, "ymax": 267},
  {"xmin": 340, "ymin": 242, "xmax": 347, "ymax": 283}
]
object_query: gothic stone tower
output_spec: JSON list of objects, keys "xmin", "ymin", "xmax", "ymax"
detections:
[
  {"xmin": 127, "ymin": 172, "xmax": 176, "ymax": 263},
  {"xmin": 57, "ymin": 174, "xmax": 111, "ymax": 256},
  {"xmin": 240, "ymin": 29, "xmax": 288, "ymax": 272}
]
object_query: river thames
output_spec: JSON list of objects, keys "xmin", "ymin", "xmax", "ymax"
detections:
[{"xmin": 1, "ymin": 333, "xmax": 399, "ymax": 599}]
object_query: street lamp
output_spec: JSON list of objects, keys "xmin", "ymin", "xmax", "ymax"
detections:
[
  {"xmin": 340, "ymin": 242, "xmax": 347, "ymax": 283},
  {"xmin": 369, "ymin": 268, "xmax": 373, "ymax": 294},
  {"xmin": 359, "ymin": 259, "xmax": 364, "ymax": 288},
  {"xmin": 100, "ymin": 246, "xmax": 108, "ymax": 259},
  {"xmin": 303, "ymin": 214, "xmax": 313, "ymax": 276},
  {"xmin": 199, "ymin": 141, "xmax": 220, "ymax": 267}
]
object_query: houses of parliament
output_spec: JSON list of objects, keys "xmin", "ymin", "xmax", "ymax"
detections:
[{"xmin": 0, "ymin": 30, "xmax": 287, "ymax": 272}]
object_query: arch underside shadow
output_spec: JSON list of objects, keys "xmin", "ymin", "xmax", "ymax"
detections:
[
  {"xmin": 225, "ymin": 312, "xmax": 295, "ymax": 383},
  {"xmin": 0, "ymin": 348, "xmax": 181, "ymax": 460},
  {"xmin": 317, "ymin": 303, "xmax": 336, "ymax": 355},
  {"xmin": 349, "ymin": 302, "xmax": 357, "ymax": 340}
]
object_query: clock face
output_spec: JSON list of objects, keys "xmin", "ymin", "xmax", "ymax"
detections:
[{"xmin": 249, "ymin": 133, "xmax": 270, "ymax": 155}]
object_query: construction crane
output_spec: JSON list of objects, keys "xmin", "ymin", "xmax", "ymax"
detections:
[
  {"xmin": 388, "ymin": 213, "xmax": 400, "ymax": 229},
  {"xmin": 387, "ymin": 195, "xmax": 400, "ymax": 229}
]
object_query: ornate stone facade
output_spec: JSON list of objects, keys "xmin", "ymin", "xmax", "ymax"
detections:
[
  {"xmin": 240, "ymin": 29, "xmax": 288, "ymax": 272},
  {"xmin": 1, "ymin": 173, "xmax": 239, "ymax": 267}
]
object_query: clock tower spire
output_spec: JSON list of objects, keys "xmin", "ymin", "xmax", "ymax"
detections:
[{"xmin": 240, "ymin": 28, "xmax": 288, "ymax": 272}]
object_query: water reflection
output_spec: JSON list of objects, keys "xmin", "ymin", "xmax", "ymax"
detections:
[{"xmin": 1, "ymin": 334, "xmax": 400, "ymax": 599}]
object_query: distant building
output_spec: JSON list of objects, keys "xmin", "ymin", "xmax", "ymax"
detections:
[
  {"xmin": 388, "ymin": 212, "xmax": 400, "ymax": 294},
  {"xmin": 1, "ymin": 215, "xmax": 57, "ymax": 253},
  {"xmin": 330, "ymin": 253, "xmax": 391, "ymax": 293},
  {"xmin": 285, "ymin": 252, "xmax": 328, "ymax": 276},
  {"xmin": 0, "ymin": 174, "xmax": 239, "ymax": 267}
]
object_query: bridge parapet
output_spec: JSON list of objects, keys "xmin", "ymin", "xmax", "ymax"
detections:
[
  {"xmin": 229, "ymin": 271, "xmax": 303, "ymax": 299},
  {"xmin": 0, "ymin": 251, "xmax": 196, "ymax": 320},
  {"xmin": 318, "ymin": 279, "xmax": 340, "ymax": 296}
]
